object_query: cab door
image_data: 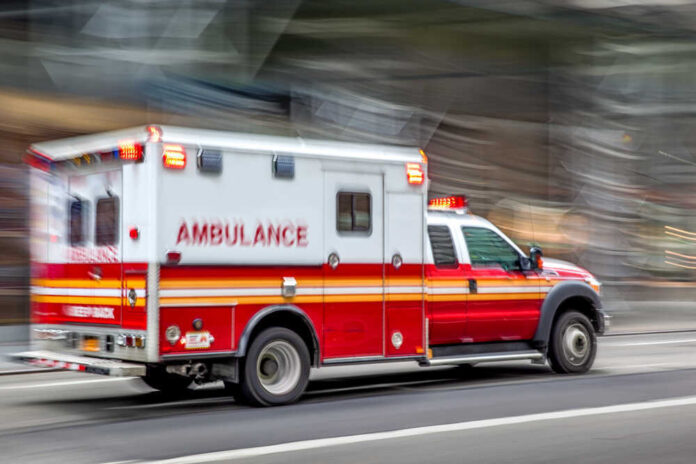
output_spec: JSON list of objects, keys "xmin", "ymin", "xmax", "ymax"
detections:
[
  {"xmin": 459, "ymin": 226, "xmax": 541, "ymax": 342},
  {"xmin": 323, "ymin": 172, "xmax": 384, "ymax": 360},
  {"xmin": 65, "ymin": 169, "xmax": 122, "ymax": 328}
]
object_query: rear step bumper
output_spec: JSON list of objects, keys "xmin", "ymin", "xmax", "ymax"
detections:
[
  {"xmin": 420, "ymin": 350, "xmax": 545, "ymax": 367},
  {"xmin": 10, "ymin": 350, "xmax": 146, "ymax": 377}
]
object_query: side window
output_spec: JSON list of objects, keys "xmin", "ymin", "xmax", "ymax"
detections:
[
  {"xmin": 337, "ymin": 192, "xmax": 371, "ymax": 233},
  {"xmin": 69, "ymin": 199, "xmax": 88, "ymax": 246},
  {"xmin": 95, "ymin": 196, "xmax": 119, "ymax": 246},
  {"xmin": 462, "ymin": 227, "xmax": 520, "ymax": 270},
  {"xmin": 427, "ymin": 225, "xmax": 458, "ymax": 267}
]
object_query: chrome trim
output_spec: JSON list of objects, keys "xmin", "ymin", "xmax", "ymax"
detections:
[
  {"xmin": 322, "ymin": 355, "xmax": 423, "ymax": 365},
  {"xmin": 161, "ymin": 350, "xmax": 236, "ymax": 360},
  {"xmin": 422, "ymin": 350, "xmax": 544, "ymax": 366}
]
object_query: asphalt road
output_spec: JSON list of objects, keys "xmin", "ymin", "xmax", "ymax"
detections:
[{"xmin": 1, "ymin": 331, "xmax": 696, "ymax": 463}]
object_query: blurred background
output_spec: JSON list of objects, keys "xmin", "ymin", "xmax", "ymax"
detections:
[{"xmin": 2, "ymin": 0, "xmax": 696, "ymax": 337}]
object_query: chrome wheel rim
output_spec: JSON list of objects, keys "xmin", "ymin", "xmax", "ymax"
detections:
[
  {"xmin": 256, "ymin": 340, "xmax": 301, "ymax": 396},
  {"xmin": 562, "ymin": 323, "xmax": 590, "ymax": 366}
]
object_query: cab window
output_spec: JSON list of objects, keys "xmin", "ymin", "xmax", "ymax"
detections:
[
  {"xmin": 337, "ymin": 192, "xmax": 371, "ymax": 234},
  {"xmin": 462, "ymin": 227, "xmax": 520, "ymax": 270},
  {"xmin": 95, "ymin": 196, "xmax": 119, "ymax": 246},
  {"xmin": 69, "ymin": 199, "xmax": 88, "ymax": 246}
]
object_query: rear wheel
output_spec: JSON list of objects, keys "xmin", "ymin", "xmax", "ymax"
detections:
[
  {"xmin": 548, "ymin": 310, "xmax": 597, "ymax": 374},
  {"xmin": 238, "ymin": 327, "xmax": 310, "ymax": 406}
]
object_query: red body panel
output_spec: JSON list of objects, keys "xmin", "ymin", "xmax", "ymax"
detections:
[
  {"xmin": 323, "ymin": 263, "xmax": 383, "ymax": 359},
  {"xmin": 31, "ymin": 262, "xmax": 148, "ymax": 330}
]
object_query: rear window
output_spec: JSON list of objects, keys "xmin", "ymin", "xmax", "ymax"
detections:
[
  {"xmin": 95, "ymin": 196, "xmax": 119, "ymax": 246},
  {"xmin": 69, "ymin": 199, "xmax": 88, "ymax": 246},
  {"xmin": 427, "ymin": 225, "xmax": 458, "ymax": 267}
]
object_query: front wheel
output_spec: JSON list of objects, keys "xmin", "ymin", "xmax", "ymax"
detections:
[
  {"xmin": 548, "ymin": 310, "xmax": 597, "ymax": 374},
  {"xmin": 238, "ymin": 327, "xmax": 310, "ymax": 406}
]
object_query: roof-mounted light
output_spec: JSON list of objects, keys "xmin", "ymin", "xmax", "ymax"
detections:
[
  {"xmin": 163, "ymin": 144, "xmax": 186, "ymax": 169},
  {"xmin": 118, "ymin": 142, "xmax": 143, "ymax": 162},
  {"xmin": 147, "ymin": 125, "xmax": 162, "ymax": 143},
  {"xmin": 406, "ymin": 163, "xmax": 424, "ymax": 185},
  {"xmin": 428, "ymin": 196, "xmax": 468, "ymax": 213}
]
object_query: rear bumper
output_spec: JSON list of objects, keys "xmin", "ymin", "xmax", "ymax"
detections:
[{"xmin": 10, "ymin": 350, "xmax": 146, "ymax": 377}]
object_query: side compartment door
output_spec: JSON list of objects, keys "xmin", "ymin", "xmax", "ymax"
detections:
[
  {"xmin": 323, "ymin": 172, "xmax": 384, "ymax": 360},
  {"xmin": 384, "ymin": 192, "xmax": 425, "ymax": 357}
]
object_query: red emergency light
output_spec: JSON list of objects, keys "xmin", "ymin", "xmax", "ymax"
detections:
[
  {"xmin": 119, "ymin": 142, "xmax": 143, "ymax": 162},
  {"xmin": 428, "ymin": 196, "xmax": 468, "ymax": 211},
  {"xmin": 163, "ymin": 144, "xmax": 186, "ymax": 169},
  {"xmin": 406, "ymin": 163, "xmax": 424, "ymax": 185}
]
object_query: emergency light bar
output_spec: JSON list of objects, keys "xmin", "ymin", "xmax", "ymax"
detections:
[{"xmin": 428, "ymin": 196, "xmax": 468, "ymax": 213}]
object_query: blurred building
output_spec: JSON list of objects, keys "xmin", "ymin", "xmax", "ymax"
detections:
[{"xmin": 2, "ymin": 0, "xmax": 696, "ymax": 322}]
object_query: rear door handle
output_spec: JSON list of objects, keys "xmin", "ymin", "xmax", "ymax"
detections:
[
  {"xmin": 468, "ymin": 279, "xmax": 477, "ymax": 294},
  {"xmin": 88, "ymin": 267, "xmax": 102, "ymax": 281}
]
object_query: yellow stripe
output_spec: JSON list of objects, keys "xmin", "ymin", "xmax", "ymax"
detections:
[
  {"xmin": 31, "ymin": 279, "xmax": 146, "ymax": 289},
  {"xmin": 159, "ymin": 278, "xmax": 425, "ymax": 289},
  {"xmin": 31, "ymin": 295, "xmax": 144, "ymax": 306},
  {"xmin": 468, "ymin": 293, "xmax": 542, "ymax": 301}
]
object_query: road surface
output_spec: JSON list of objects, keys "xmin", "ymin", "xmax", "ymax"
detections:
[{"xmin": 1, "ymin": 331, "xmax": 695, "ymax": 463}]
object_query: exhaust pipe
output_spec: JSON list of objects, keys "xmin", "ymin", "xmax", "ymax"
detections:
[{"xmin": 191, "ymin": 362, "xmax": 208, "ymax": 380}]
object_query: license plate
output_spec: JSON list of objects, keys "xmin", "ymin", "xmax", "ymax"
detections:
[
  {"xmin": 185, "ymin": 331, "xmax": 211, "ymax": 350},
  {"xmin": 82, "ymin": 336, "xmax": 100, "ymax": 352}
]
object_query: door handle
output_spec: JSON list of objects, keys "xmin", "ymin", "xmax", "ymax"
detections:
[
  {"xmin": 468, "ymin": 279, "xmax": 477, "ymax": 294},
  {"xmin": 88, "ymin": 267, "xmax": 102, "ymax": 281}
]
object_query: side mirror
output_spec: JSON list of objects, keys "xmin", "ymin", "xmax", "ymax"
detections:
[
  {"xmin": 530, "ymin": 246, "xmax": 543, "ymax": 270},
  {"xmin": 519, "ymin": 256, "xmax": 532, "ymax": 271}
]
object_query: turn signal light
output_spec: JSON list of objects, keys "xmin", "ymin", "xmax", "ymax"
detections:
[
  {"xmin": 147, "ymin": 125, "xmax": 162, "ymax": 143},
  {"xmin": 406, "ymin": 163, "xmax": 424, "ymax": 185},
  {"xmin": 163, "ymin": 144, "xmax": 186, "ymax": 169}
]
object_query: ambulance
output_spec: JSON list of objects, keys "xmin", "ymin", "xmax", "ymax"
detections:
[{"xmin": 17, "ymin": 125, "xmax": 607, "ymax": 406}]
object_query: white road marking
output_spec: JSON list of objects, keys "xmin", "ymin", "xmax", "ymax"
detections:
[
  {"xmin": 0, "ymin": 377, "xmax": 133, "ymax": 390},
  {"xmin": 134, "ymin": 395, "xmax": 696, "ymax": 464},
  {"xmin": 606, "ymin": 338, "xmax": 696, "ymax": 347}
]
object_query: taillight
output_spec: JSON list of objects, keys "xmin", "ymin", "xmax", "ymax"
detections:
[
  {"xmin": 163, "ymin": 144, "xmax": 186, "ymax": 169},
  {"xmin": 406, "ymin": 163, "xmax": 424, "ymax": 185},
  {"xmin": 119, "ymin": 143, "xmax": 143, "ymax": 162}
]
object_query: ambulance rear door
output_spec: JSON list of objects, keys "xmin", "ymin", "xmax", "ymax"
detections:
[{"xmin": 64, "ymin": 166, "xmax": 123, "ymax": 329}]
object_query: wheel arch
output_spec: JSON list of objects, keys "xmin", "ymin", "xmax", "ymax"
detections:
[
  {"xmin": 533, "ymin": 281, "xmax": 602, "ymax": 350},
  {"xmin": 237, "ymin": 305, "xmax": 320, "ymax": 367}
]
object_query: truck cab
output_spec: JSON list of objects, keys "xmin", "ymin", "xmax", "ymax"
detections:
[{"xmin": 425, "ymin": 196, "xmax": 606, "ymax": 372}]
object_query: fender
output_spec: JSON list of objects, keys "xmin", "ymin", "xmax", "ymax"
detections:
[
  {"xmin": 533, "ymin": 280, "xmax": 602, "ymax": 349},
  {"xmin": 236, "ymin": 304, "xmax": 320, "ymax": 366}
]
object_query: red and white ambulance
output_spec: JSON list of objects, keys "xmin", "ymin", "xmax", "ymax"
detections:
[{"xmin": 18, "ymin": 125, "xmax": 607, "ymax": 405}]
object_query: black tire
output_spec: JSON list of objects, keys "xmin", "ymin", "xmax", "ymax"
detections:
[
  {"xmin": 238, "ymin": 327, "xmax": 310, "ymax": 406},
  {"xmin": 223, "ymin": 381, "xmax": 246, "ymax": 404},
  {"xmin": 141, "ymin": 366, "xmax": 193, "ymax": 394},
  {"xmin": 548, "ymin": 310, "xmax": 597, "ymax": 374}
]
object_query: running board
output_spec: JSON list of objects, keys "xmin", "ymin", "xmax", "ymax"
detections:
[{"xmin": 420, "ymin": 350, "xmax": 545, "ymax": 367}]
